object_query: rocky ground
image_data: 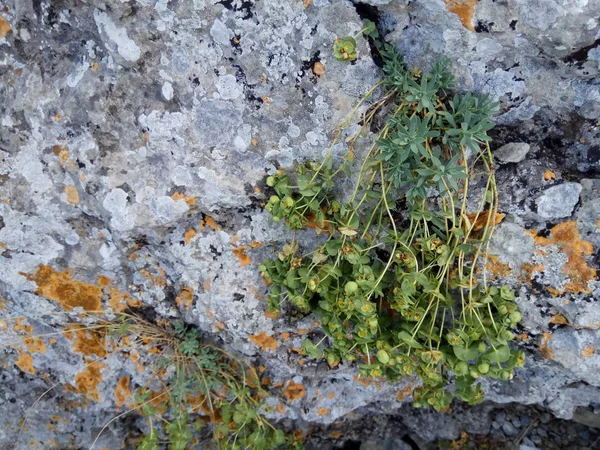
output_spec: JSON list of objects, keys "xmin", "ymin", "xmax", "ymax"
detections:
[{"xmin": 1, "ymin": 0, "xmax": 600, "ymax": 449}]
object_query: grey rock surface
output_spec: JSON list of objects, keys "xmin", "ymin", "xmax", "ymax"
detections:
[{"xmin": 1, "ymin": 0, "xmax": 600, "ymax": 447}]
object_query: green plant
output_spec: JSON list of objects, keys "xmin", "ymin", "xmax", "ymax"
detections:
[
  {"xmin": 260, "ymin": 44, "xmax": 524, "ymax": 411},
  {"xmin": 7, "ymin": 313, "xmax": 300, "ymax": 450},
  {"xmin": 107, "ymin": 316, "xmax": 302, "ymax": 450}
]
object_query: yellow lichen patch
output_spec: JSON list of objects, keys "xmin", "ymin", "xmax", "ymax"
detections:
[
  {"xmin": 485, "ymin": 256, "xmax": 511, "ymax": 280},
  {"xmin": 313, "ymin": 62, "xmax": 325, "ymax": 77},
  {"xmin": 67, "ymin": 361, "xmax": 105, "ymax": 402},
  {"xmin": 317, "ymin": 407, "xmax": 329, "ymax": 416},
  {"xmin": 549, "ymin": 314, "xmax": 569, "ymax": 325},
  {"xmin": 580, "ymin": 346, "xmax": 595, "ymax": 358},
  {"xmin": 544, "ymin": 170, "xmax": 556, "ymax": 181},
  {"xmin": 199, "ymin": 215, "xmax": 221, "ymax": 231},
  {"xmin": 283, "ymin": 380, "xmax": 306, "ymax": 402},
  {"xmin": 534, "ymin": 222, "xmax": 597, "ymax": 295},
  {"xmin": 539, "ymin": 332, "xmax": 555, "ymax": 360},
  {"xmin": 171, "ymin": 192, "xmax": 196, "ymax": 206},
  {"xmin": 14, "ymin": 317, "xmax": 33, "ymax": 334},
  {"xmin": 23, "ymin": 337, "xmax": 47, "ymax": 354},
  {"xmin": 28, "ymin": 265, "xmax": 103, "ymax": 312},
  {"xmin": 15, "ymin": 351, "xmax": 35, "ymax": 374},
  {"xmin": 184, "ymin": 228, "xmax": 197, "ymax": 245},
  {"xmin": 176, "ymin": 287, "xmax": 194, "ymax": 310},
  {"xmin": 64, "ymin": 186, "xmax": 80, "ymax": 205},
  {"xmin": 0, "ymin": 15, "xmax": 11, "ymax": 38},
  {"xmin": 114, "ymin": 376, "xmax": 132, "ymax": 407},
  {"xmin": 64, "ymin": 325, "xmax": 107, "ymax": 358},
  {"xmin": 249, "ymin": 331, "xmax": 277, "ymax": 351},
  {"xmin": 444, "ymin": 0, "xmax": 479, "ymax": 32}
]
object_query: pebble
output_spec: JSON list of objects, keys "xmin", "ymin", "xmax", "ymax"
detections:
[
  {"xmin": 492, "ymin": 421, "xmax": 502, "ymax": 430},
  {"xmin": 512, "ymin": 417, "xmax": 522, "ymax": 428},
  {"xmin": 495, "ymin": 142, "xmax": 531, "ymax": 163},
  {"xmin": 521, "ymin": 416, "xmax": 531, "ymax": 426},
  {"xmin": 540, "ymin": 413, "xmax": 552, "ymax": 424},
  {"xmin": 538, "ymin": 428, "xmax": 548, "ymax": 438},
  {"xmin": 503, "ymin": 421, "xmax": 519, "ymax": 436}
]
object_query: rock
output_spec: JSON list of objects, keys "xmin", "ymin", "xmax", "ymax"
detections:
[
  {"xmin": 495, "ymin": 143, "xmax": 531, "ymax": 163},
  {"xmin": 503, "ymin": 421, "xmax": 519, "ymax": 436},
  {"xmin": 536, "ymin": 182, "xmax": 583, "ymax": 219},
  {"xmin": 520, "ymin": 445, "xmax": 540, "ymax": 450},
  {"xmin": 1, "ymin": 0, "xmax": 600, "ymax": 447}
]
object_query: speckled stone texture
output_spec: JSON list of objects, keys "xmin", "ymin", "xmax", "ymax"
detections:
[{"xmin": 1, "ymin": 0, "xmax": 600, "ymax": 448}]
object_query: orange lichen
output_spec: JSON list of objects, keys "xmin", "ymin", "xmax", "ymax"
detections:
[
  {"xmin": 327, "ymin": 392, "xmax": 335, "ymax": 399},
  {"xmin": 64, "ymin": 186, "xmax": 80, "ymax": 205},
  {"xmin": 329, "ymin": 431, "xmax": 344, "ymax": 439},
  {"xmin": 249, "ymin": 331, "xmax": 277, "ymax": 351},
  {"xmin": 485, "ymin": 255, "xmax": 512, "ymax": 280},
  {"xmin": 97, "ymin": 276, "xmax": 111, "ymax": 286},
  {"xmin": 396, "ymin": 385, "xmax": 414, "ymax": 401},
  {"xmin": 262, "ymin": 96, "xmax": 273, "ymax": 105},
  {"xmin": 539, "ymin": 332, "xmax": 555, "ymax": 360},
  {"xmin": 203, "ymin": 279, "xmax": 212, "ymax": 291},
  {"xmin": 283, "ymin": 380, "xmax": 306, "ymax": 402},
  {"xmin": 280, "ymin": 332, "xmax": 290, "ymax": 340},
  {"xmin": 15, "ymin": 351, "xmax": 35, "ymax": 374},
  {"xmin": 139, "ymin": 266, "xmax": 167, "ymax": 289},
  {"xmin": 232, "ymin": 241, "xmax": 263, "ymax": 267},
  {"xmin": 67, "ymin": 362, "xmax": 105, "ymax": 402},
  {"xmin": 313, "ymin": 62, "xmax": 325, "ymax": 77},
  {"xmin": 108, "ymin": 288, "xmax": 140, "ymax": 313},
  {"xmin": 534, "ymin": 222, "xmax": 596, "ymax": 294},
  {"xmin": 0, "ymin": 15, "xmax": 11, "ymax": 38},
  {"xmin": 53, "ymin": 145, "xmax": 70, "ymax": 165},
  {"xmin": 444, "ymin": 0, "xmax": 479, "ymax": 32},
  {"xmin": 317, "ymin": 407, "xmax": 329, "ymax": 416},
  {"xmin": 172, "ymin": 192, "xmax": 196, "ymax": 206},
  {"xmin": 114, "ymin": 376, "xmax": 132, "ymax": 407},
  {"xmin": 549, "ymin": 314, "xmax": 569, "ymax": 325},
  {"xmin": 14, "ymin": 317, "xmax": 33, "ymax": 334},
  {"xmin": 64, "ymin": 325, "xmax": 107, "ymax": 357},
  {"xmin": 27, "ymin": 265, "xmax": 103, "ymax": 311},
  {"xmin": 199, "ymin": 215, "xmax": 221, "ymax": 231},
  {"xmin": 23, "ymin": 337, "xmax": 47, "ymax": 354},
  {"xmin": 0, "ymin": 320, "xmax": 7, "ymax": 331},
  {"xmin": 515, "ymin": 333, "xmax": 531, "ymax": 343},
  {"xmin": 544, "ymin": 170, "xmax": 556, "ymax": 181},
  {"xmin": 303, "ymin": 0, "xmax": 313, "ymax": 7},
  {"xmin": 176, "ymin": 287, "xmax": 194, "ymax": 310},
  {"xmin": 277, "ymin": 403, "xmax": 285, "ymax": 414},
  {"xmin": 184, "ymin": 228, "xmax": 197, "ymax": 245},
  {"xmin": 580, "ymin": 346, "xmax": 595, "ymax": 358},
  {"xmin": 297, "ymin": 329, "xmax": 309, "ymax": 335}
]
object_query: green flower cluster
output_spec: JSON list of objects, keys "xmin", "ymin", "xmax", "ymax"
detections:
[{"xmin": 260, "ymin": 44, "xmax": 524, "ymax": 411}]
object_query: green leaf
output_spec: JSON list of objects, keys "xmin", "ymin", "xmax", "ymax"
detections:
[
  {"xmin": 398, "ymin": 331, "xmax": 423, "ymax": 349},
  {"xmin": 453, "ymin": 345, "xmax": 479, "ymax": 362},
  {"xmin": 484, "ymin": 345, "xmax": 510, "ymax": 363}
]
